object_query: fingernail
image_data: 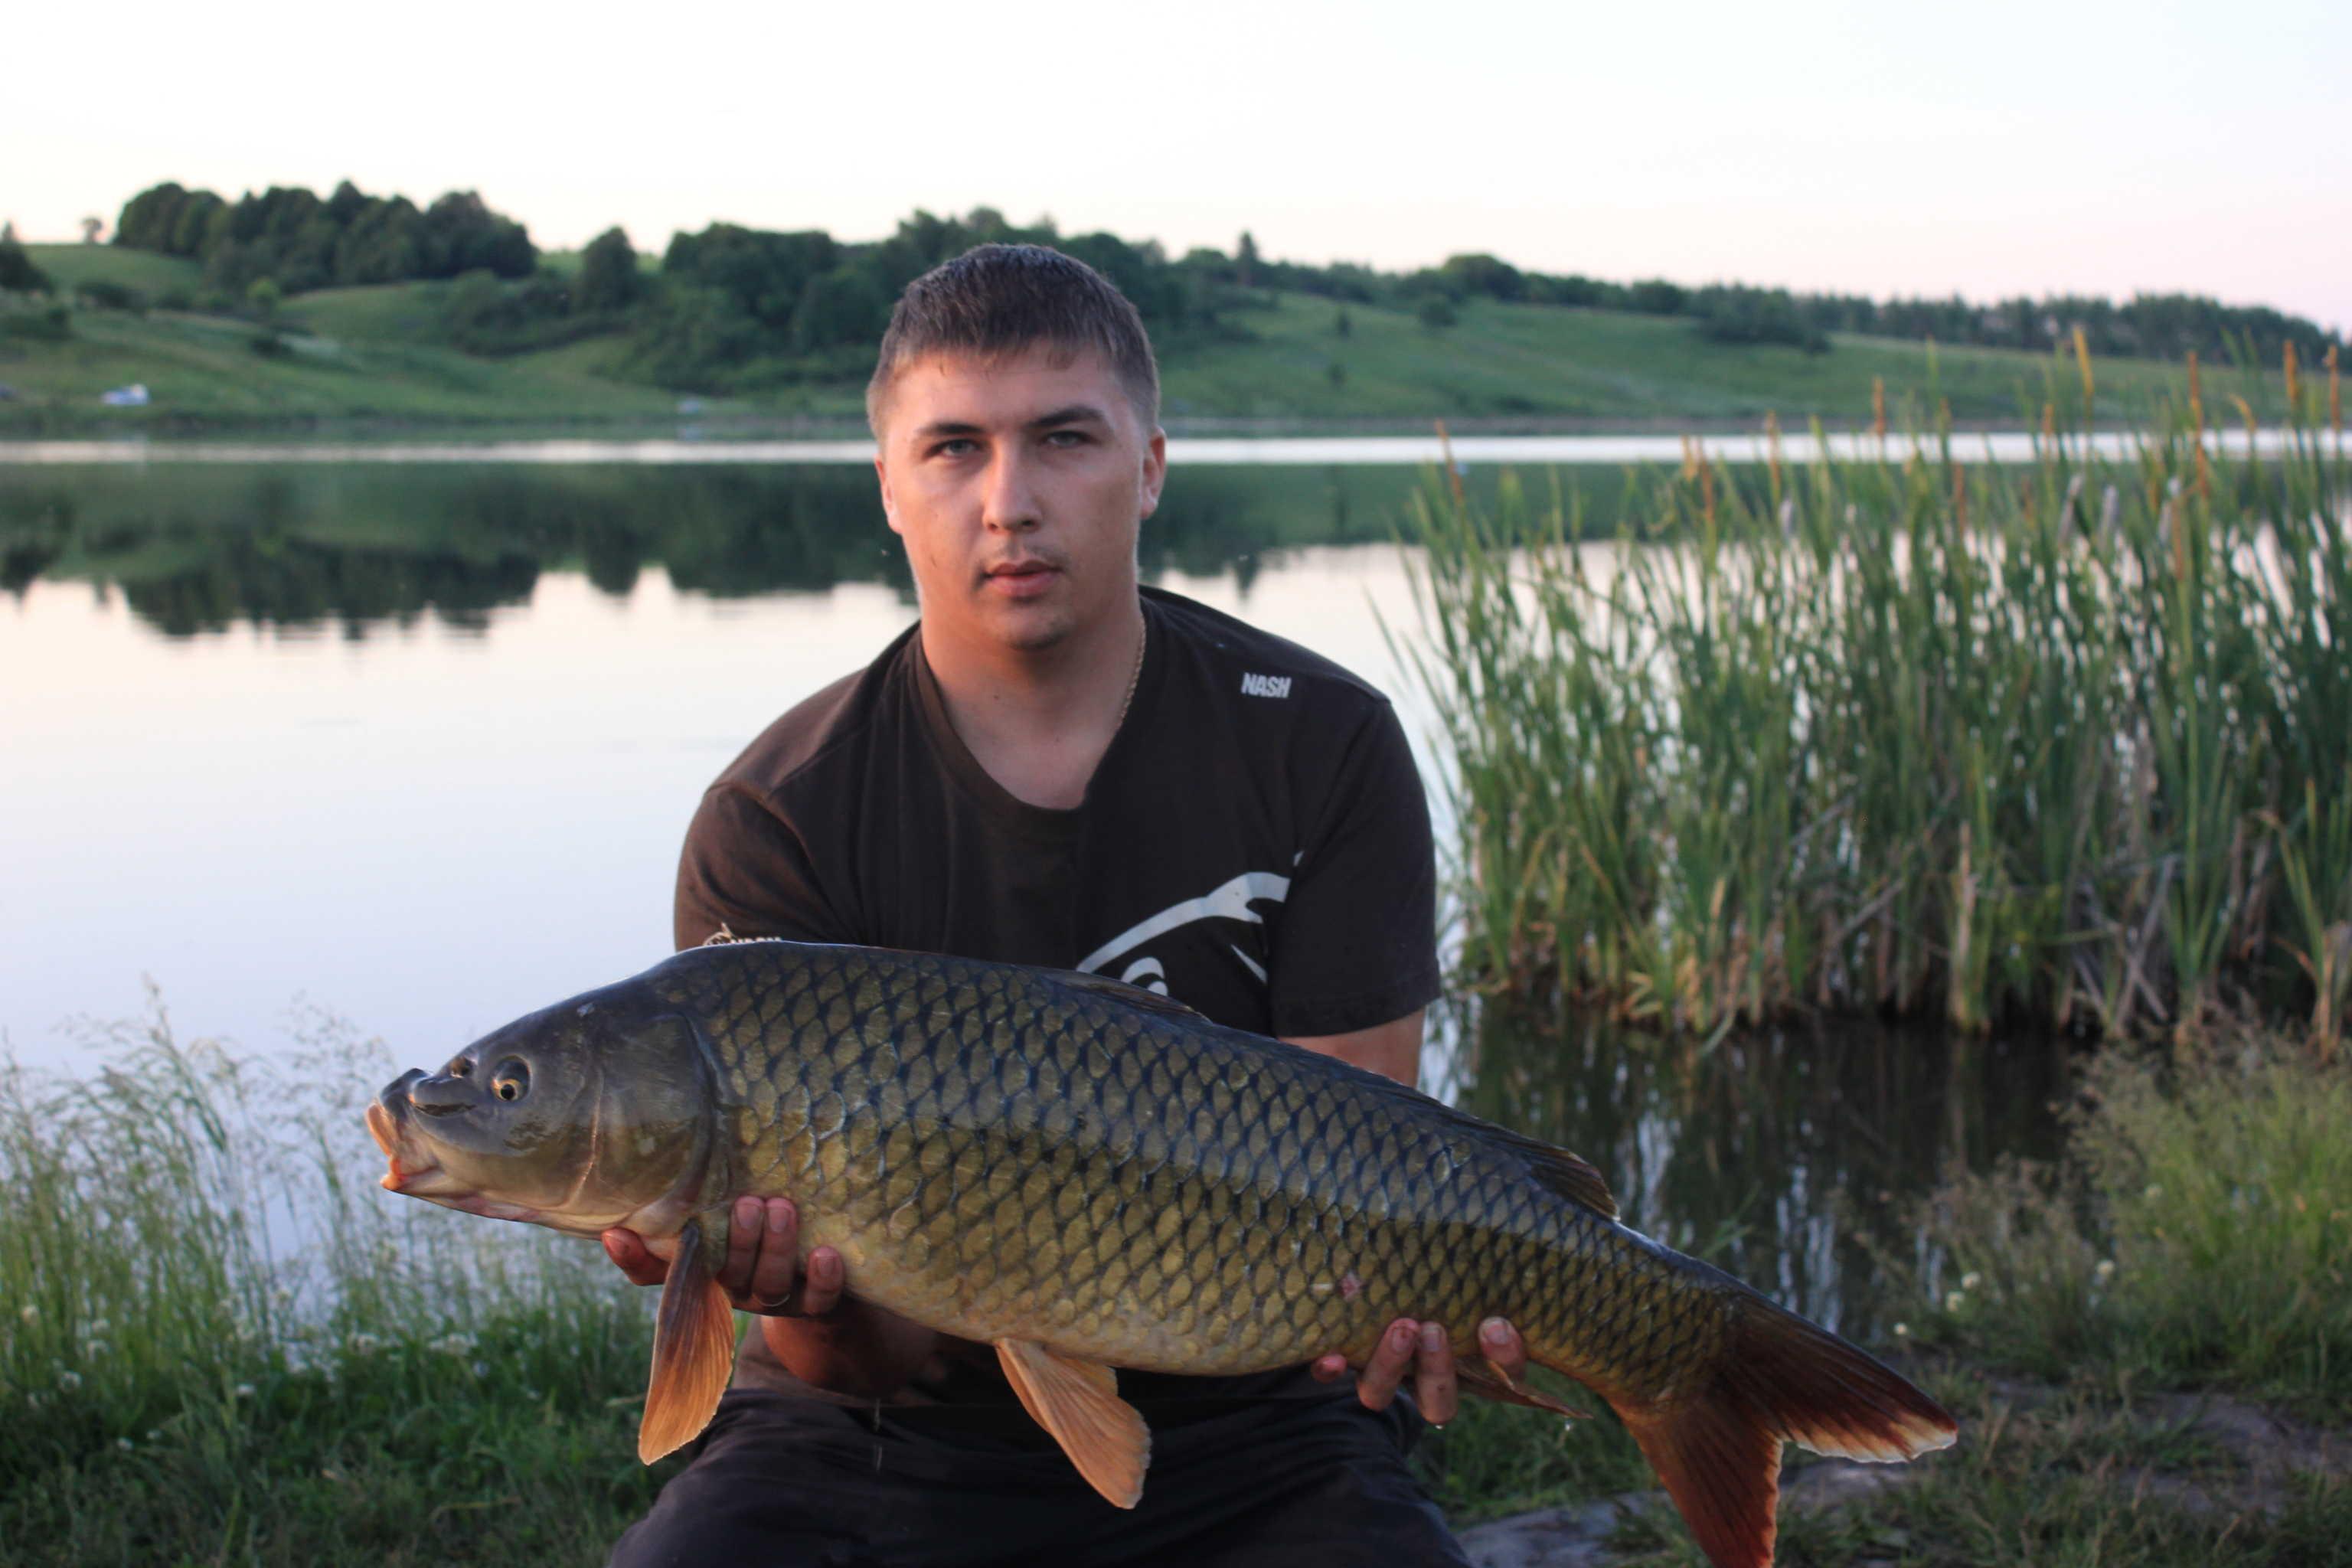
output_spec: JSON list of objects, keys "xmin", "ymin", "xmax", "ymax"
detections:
[
  {"xmin": 1390, "ymin": 1323, "xmax": 1414, "ymax": 1350},
  {"xmin": 1482, "ymin": 1319, "xmax": 1510, "ymax": 1346},
  {"xmin": 1422, "ymin": 1325, "xmax": 1445, "ymax": 1353},
  {"xmin": 734, "ymin": 1197, "xmax": 760, "ymax": 1226},
  {"xmin": 767, "ymin": 1200, "xmax": 791, "ymax": 1231}
]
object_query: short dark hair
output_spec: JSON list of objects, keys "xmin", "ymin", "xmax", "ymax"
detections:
[{"xmin": 866, "ymin": 243, "xmax": 1160, "ymax": 433}]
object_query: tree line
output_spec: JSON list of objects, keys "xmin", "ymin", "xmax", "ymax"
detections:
[{"xmin": 87, "ymin": 180, "xmax": 2350, "ymax": 386}]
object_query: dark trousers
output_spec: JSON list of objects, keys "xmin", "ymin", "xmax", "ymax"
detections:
[{"xmin": 609, "ymin": 1388, "xmax": 1470, "ymax": 1568}]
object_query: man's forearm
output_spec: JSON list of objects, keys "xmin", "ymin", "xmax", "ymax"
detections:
[{"xmin": 1283, "ymin": 1008, "xmax": 1426, "ymax": 1088}]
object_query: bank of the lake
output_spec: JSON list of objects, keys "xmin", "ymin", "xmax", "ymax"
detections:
[{"xmin": 0, "ymin": 249, "xmax": 2221, "ymax": 438}]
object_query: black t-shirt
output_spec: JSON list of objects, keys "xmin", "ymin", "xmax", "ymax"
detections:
[{"xmin": 673, "ymin": 586, "xmax": 1441, "ymax": 1407}]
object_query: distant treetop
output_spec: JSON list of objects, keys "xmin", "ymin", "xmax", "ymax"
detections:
[{"xmin": 114, "ymin": 179, "xmax": 535, "ymax": 297}]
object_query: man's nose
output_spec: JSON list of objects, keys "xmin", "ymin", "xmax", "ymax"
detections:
[{"xmin": 980, "ymin": 448, "xmax": 1042, "ymax": 532}]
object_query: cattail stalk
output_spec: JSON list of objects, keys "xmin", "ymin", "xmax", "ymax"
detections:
[
  {"xmin": 2073, "ymin": 326, "xmax": 2096, "ymax": 423},
  {"xmin": 1871, "ymin": 377, "xmax": 1886, "ymax": 442}
]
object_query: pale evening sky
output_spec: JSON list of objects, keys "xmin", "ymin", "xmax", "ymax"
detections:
[{"xmin": 11, "ymin": 0, "xmax": 2348, "ymax": 332}]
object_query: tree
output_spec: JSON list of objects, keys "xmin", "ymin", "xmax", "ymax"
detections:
[
  {"xmin": 246, "ymin": 276, "xmax": 281, "ymax": 318},
  {"xmin": 81, "ymin": 217, "xmax": 104, "ymax": 244},
  {"xmin": 1236, "ymin": 230, "xmax": 1259, "ymax": 289},
  {"xmin": 0, "ymin": 236, "xmax": 51, "ymax": 293},
  {"xmin": 573, "ymin": 226, "xmax": 644, "ymax": 314}
]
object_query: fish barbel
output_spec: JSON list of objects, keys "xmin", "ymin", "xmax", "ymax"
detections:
[{"xmin": 368, "ymin": 939, "xmax": 1953, "ymax": 1568}]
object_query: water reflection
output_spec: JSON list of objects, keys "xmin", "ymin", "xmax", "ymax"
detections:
[
  {"xmin": 0, "ymin": 462, "xmax": 1470, "ymax": 639},
  {"xmin": 1449, "ymin": 1004, "xmax": 2073, "ymax": 1332}
]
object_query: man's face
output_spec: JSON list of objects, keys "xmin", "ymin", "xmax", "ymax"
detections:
[{"xmin": 874, "ymin": 346, "xmax": 1166, "ymax": 655}]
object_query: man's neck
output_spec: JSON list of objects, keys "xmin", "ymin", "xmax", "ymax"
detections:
[{"xmin": 921, "ymin": 597, "xmax": 1148, "ymax": 811}]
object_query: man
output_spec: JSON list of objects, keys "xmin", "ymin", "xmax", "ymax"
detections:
[{"xmin": 604, "ymin": 245, "xmax": 1523, "ymax": 1566}]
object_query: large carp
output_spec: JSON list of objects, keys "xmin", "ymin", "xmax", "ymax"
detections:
[{"xmin": 368, "ymin": 939, "xmax": 1954, "ymax": 1568}]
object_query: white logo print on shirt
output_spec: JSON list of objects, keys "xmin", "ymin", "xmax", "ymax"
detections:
[
  {"xmin": 1076, "ymin": 870, "xmax": 1292, "ymax": 993},
  {"xmin": 1239, "ymin": 673, "xmax": 1292, "ymax": 699}
]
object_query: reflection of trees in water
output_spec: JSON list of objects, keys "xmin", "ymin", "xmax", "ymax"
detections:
[
  {"xmin": 2, "ymin": 461, "xmax": 1481, "ymax": 637},
  {"xmin": 1455, "ymin": 1006, "xmax": 2070, "ymax": 1334}
]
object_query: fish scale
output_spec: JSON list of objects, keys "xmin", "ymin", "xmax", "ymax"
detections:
[{"xmin": 655, "ymin": 939, "xmax": 1712, "ymax": 1387}]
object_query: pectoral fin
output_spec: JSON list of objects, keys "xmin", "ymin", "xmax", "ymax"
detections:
[
  {"xmin": 639, "ymin": 1214, "xmax": 739, "ymax": 1463},
  {"xmin": 994, "ymin": 1338, "xmax": 1152, "ymax": 1508}
]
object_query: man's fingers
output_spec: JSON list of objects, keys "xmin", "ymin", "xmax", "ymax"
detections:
[
  {"xmin": 743, "ymin": 1199, "xmax": 800, "ymax": 1309},
  {"xmin": 1480, "ymin": 1317, "xmax": 1529, "ymax": 1383},
  {"xmin": 1308, "ymin": 1354, "xmax": 1350, "ymax": 1383},
  {"xmin": 718, "ymin": 1196, "xmax": 764, "ymax": 1295},
  {"xmin": 796, "ymin": 1246, "xmax": 845, "ymax": 1316},
  {"xmin": 1414, "ymin": 1323, "xmax": 1459, "ymax": 1426},
  {"xmin": 1354, "ymin": 1318, "xmax": 1417, "ymax": 1412},
  {"xmin": 599, "ymin": 1228, "xmax": 668, "ymax": 1288}
]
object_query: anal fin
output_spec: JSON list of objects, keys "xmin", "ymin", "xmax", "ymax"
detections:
[
  {"xmin": 639, "ymin": 1213, "xmax": 740, "ymax": 1463},
  {"xmin": 994, "ymin": 1338, "xmax": 1152, "ymax": 1508}
]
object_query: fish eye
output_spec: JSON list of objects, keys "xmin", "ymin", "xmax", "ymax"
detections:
[{"xmin": 492, "ymin": 1060, "xmax": 530, "ymax": 1102}]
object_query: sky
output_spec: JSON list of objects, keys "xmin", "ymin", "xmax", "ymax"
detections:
[{"xmin": 11, "ymin": 0, "xmax": 2349, "ymax": 332}]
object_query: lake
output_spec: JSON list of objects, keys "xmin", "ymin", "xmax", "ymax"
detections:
[{"xmin": 1, "ymin": 449, "xmax": 2066, "ymax": 1330}]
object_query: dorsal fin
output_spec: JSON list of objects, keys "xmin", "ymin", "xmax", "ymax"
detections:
[
  {"xmin": 994, "ymin": 1338, "xmax": 1152, "ymax": 1508},
  {"xmin": 1487, "ymin": 1125, "xmax": 1619, "ymax": 1218},
  {"xmin": 1053, "ymin": 969, "xmax": 1205, "ymax": 1021}
]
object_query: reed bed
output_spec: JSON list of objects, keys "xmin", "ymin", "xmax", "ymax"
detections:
[{"xmin": 1406, "ymin": 349, "xmax": 2350, "ymax": 1044}]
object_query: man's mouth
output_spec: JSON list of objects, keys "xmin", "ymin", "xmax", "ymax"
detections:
[{"xmin": 984, "ymin": 560, "xmax": 1060, "ymax": 599}]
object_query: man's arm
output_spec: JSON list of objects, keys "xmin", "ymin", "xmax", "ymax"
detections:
[{"xmin": 1282, "ymin": 1009, "xmax": 1425, "ymax": 1089}]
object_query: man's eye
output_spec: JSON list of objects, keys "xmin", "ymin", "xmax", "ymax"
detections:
[
  {"xmin": 930, "ymin": 439, "xmax": 977, "ymax": 459},
  {"xmin": 1044, "ymin": 430, "xmax": 1088, "ymax": 448}
]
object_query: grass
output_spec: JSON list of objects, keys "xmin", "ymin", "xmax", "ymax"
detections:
[
  {"xmin": 5, "ymin": 269, "xmax": 2223, "ymax": 436},
  {"xmin": 1165, "ymin": 293, "xmax": 2200, "ymax": 426},
  {"xmin": 17, "ymin": 243, "xmax": 204, "ymax": 297},
  {"xmin": 1406, "ymin": 348, "xmax": 2350, "ymax": 1040},
  {"xmin": 1911, "ymin": 1024, "xmax": 2352, "ymax": 1408},
  {"xmin": 1, "ymin": 1004, "xmax": 677, "ymax": 1565}
]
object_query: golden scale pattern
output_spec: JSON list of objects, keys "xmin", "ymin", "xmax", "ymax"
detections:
[{"xmin": 653, "ymin": 942, "xmax": 1734, "ymax": 1401}]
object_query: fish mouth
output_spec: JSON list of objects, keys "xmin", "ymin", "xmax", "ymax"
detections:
[
  {"xmin": 368, "ymin": 1075, "xmax": 544, "ymax": 1224},
  {"xmin": 369, "ymin": 1076, "xmax": 454, "ymax": 1197}
]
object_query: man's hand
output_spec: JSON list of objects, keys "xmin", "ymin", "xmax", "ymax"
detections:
[
  {"xmin": 600, "ymin": 1196, "xmax": 846, "ymax": 1317},
  {"xmin": 1310, "ymin": 1315, "xmax": 1527, "ymax": 1425}
]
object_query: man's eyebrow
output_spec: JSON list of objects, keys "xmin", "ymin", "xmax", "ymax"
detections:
[
  {"xmin": 1028, "ymin": 403, "xmax": 1109, "ymax": 430},
  {"xmin": 911, "ymin": 420, "xmax": 985, "ymax": 440}
]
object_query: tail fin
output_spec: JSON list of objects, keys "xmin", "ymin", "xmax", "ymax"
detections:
[{"xmin": 1612, "ymin": 1295, "xmax": 1957, "ymax": 1568}]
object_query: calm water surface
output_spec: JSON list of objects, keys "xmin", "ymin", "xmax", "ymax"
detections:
[{"xmin": 1, "ymin": 456, "xmax": 2064, "ymax": 1327}]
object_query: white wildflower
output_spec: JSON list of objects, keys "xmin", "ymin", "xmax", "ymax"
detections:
[
  {"xmin": 233, "ymin": 1383, "xmax": 255, "ymax": 1400},
  {"xmin": 1892, "ymin": 1321, "xmax": 1911, "ymax": 1338},
  {"xmin": 349, "ymin": 1332, "xmax": 381, "ymax": 1356},
  {"xmin": 57, "ymin": 1369, "xmax": 82, "ymax": 1392},
  {"xmin": 2145, "ymin": 1184, "xmax": 2163, "ymax": 1201},
  {"xmin": 146, "ymin": 1429, "xmax": 162, "ymax": 1442},
  {"xmin": 18, "ymin": 1304, "xmax": 36, "ymax": 1325},
  {"xmin": 1959, "ymin": 1272, "xmax": 1981, "ymax": 1292},
  {"xmin": 88, "ymin": 1317, "xmax": 109, "ymax": 1335},
  {"xmin": 116, "ymin": 1437, "xmax": 134, "ymax": 1452},
  {"xmin": 1944, "ymin": 1291, "xmax": 1966, "ymax": 1313},
  {"xmin": 83, "ymin": 1339, "xmax": 111, "ymax": 1358},
  {"xmin": 2095, "ymin": 1259, "xmax": 2116, "ymax": 1282}
]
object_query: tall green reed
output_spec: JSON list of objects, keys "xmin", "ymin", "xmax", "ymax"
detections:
[{"xmin": 1407, "ymin": 351, "xmax": 2349, "ymax": 1042}]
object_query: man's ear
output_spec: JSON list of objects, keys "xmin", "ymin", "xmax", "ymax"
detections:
[
  {"xmin": 1138, "ymin": 426, "xmax": 1168, "ymax": 522},
  {"xmin": 874, "ymin": 452, "xmax": 904, "ymax": 537}
]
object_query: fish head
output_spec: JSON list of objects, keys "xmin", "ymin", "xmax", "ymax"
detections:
[{"xmin": 368, "ymin": 979, "xmax": 717, "ymax": 1236}]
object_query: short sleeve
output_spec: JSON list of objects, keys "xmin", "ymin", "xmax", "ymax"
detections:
[
  {"xmin": 673, "ymin": 784, "xmax": 855, "ymax": 952},
  {"xmin": 1265, "ymin": 701, "xmax": 1442, "ymax": 1038}
]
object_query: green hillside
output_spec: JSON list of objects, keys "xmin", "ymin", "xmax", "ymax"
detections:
[
  {"xmin": 19, "ymin": 243, "xmax": 203, "ymax": 296},
  {"xmin": 2, "ymin": 271, "xmax": 2213, "ymax": 437}
]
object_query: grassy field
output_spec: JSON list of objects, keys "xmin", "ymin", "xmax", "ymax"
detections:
[
  {"xmin": 1413, "ymin": 358, "xmax": 2349, "ymax": 1040},
  {"xmin": 1165, "ymin": 292, "xmax": 2203, "ymax": 426},
  {"xmin": 15, "ymin": 243, "xmax": 203, "ymax": 296},
  {"xmin": 3, "ymin": 256, "xmax": 2228, "ymax": 436}
]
